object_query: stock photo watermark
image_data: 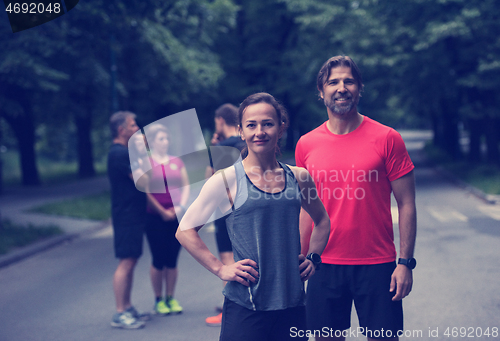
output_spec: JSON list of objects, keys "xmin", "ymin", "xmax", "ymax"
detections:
[
  {"xmin": 3, "ymin": 0, "xmax": 79, "ymax": 33},
  {"xmin": 290, "ymin": 326, "xmax": 499, "ymax": 339}
]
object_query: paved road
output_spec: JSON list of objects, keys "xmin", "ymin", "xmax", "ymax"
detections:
[
  {"xmin": 0, "ymin": 225, "xmax": 223, "ymax": 341},
  {"xmin": 1, "ymin": 130, "xmax": 499, "ymax": 341}
]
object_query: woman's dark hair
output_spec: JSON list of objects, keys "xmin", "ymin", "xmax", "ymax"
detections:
[{"xmin": 238, "ymin": 92, "xmax": 289, "ymax": 158}]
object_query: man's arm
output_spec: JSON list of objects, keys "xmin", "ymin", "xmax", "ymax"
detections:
[
  {"xmin": 299, "ymin": 209, "xmax": 314, "ymax": 256},
  {"xmin": 390, "ymin": 170, "xmax": 417, "ymax": 301},
  {"xmin": 294, "ymin": 140, "xmax": 315, "ymax": 256}
]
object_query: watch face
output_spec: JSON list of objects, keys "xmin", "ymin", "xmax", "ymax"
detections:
[
  {"xmin": 308, "ymin": 253, "xmax": 321, "ymax": 265},
  {"xmin": 400, "ymin": 258, "xmax": 416, "ymax": 269}
]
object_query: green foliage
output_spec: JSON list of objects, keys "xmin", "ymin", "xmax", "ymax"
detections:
[
  {"xmin": 29, "ymin": 191, "xmax": 111, "ymax": 221},
  {"xmin": 1, "ymin": 0, "xmax": 500, "ymax": 187},
  {"xmin": 0, "ymin": 28, "xmax": 69, "ymax": 91},
  {"xmin": 281, "ymin": 0, "xmax": 500, "ymax": 159},
  {"xmin": 0, "ymin": 0, "xmax": 239, "ymax": 186},
  {"xmin": 423, "ymin": 141, "xmax": 454, "ymax": 164},
  {"xmin": 0, "ymin": 220, "xmax": 63, "ymax": 255}
]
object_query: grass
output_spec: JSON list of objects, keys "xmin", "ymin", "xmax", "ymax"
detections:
[
  {"xmin": 29, "ymin": 191, "xmax": 111, "ymax": 221},
  {"xmin": 0, "ymin": 220, "xmax": 63, "ymax": 255},
  {"xmin": 424, "ymin": 143, "xmax": 500, "ymax": 195},
  {"xmin": 442, "ymin": 163, "xmax": 500, "ymax": 195},
  {"xmin": 1, "ymin": 150, "xmax": 107, "ymax": 186}
]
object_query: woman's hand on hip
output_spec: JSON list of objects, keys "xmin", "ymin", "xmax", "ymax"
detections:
[{"xmin": 217, "ymin": 259, "xmax": 259, "ymax": 287}]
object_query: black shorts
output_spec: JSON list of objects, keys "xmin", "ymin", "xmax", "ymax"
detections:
[
  {"xmin": 113, "ymin": 223, "xmax": 144, "ymax": 259},
  {"xmin": 145, "ymin": 213, "xmax": 182, "ymax": 269},
  {"xmin": 214, "ymin": 216, "xmax": 232, "ymax": 253},
  {"xmin": 220, "ymin": 298, "xmax": 307, "ymax": 341},
  {"xmin": 306, "ymin": 262, "xmax": 403, "ymax": 339}
]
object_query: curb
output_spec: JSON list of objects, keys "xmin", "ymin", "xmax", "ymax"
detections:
[
  {"xmin": 434, "ymin": 166, "xmax": 500, "ymax": 205},
  {"xmin": 0, "ymin": 219, "xmax": 111, "ymax": 269}
]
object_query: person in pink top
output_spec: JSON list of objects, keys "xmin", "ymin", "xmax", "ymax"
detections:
[
  {"xmin": 143, "ymin": 123, "xmax": 190, "ymax": 316},
  {"xmin": 296, "ymin": 56, "xmax": 417, "ymax": 341}
]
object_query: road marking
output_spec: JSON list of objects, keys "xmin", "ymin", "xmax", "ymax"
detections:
[
  {"xmin": 426, "ymin": 206, "xmax": 468, "ymax": 223},
  {"xmin": 477, "ymin": 205, "xmax": 500, "ymax": 221},
  {"xmin": 391, "ymin": 206, "xmax": 399, "ymax": 224},
  {"xmin": 89, "ymin": 226, "xmax": 113, "ymax": 238}
]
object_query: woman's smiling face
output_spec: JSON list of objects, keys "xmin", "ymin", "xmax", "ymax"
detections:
[{"xmin": 240, "ymin": 102, "xmax": 283, "ymax": 156}]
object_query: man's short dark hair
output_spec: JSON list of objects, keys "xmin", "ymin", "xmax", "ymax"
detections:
[
  {"xmin": 317, "ymin": 55, "xmax": 364, "ymax": 97},
  {"xmin": 215, "ymin": 103, "xmax": 239, "ymax": 127},
  {"xmin": 110, "ymin": 111, "xmax": 136, "ymax": 139}
]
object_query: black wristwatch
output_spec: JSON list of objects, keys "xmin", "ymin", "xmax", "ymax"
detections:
[
  {"xmin": 398, "ymin": 258, "xmax": 417, "ymax": 270},
  {"xmin": 306, "ymin": 253, "xmax": 322, "ymax": 270}
]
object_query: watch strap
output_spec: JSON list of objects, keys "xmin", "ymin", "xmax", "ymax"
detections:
[{"xmin": 398, "ymin": 257, "xmax": 416, "ymax": 270}]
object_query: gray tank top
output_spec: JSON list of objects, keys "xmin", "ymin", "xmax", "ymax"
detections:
[{"xmin": 223, "ymin": 161, "xmax": 305, "ymax": 311}]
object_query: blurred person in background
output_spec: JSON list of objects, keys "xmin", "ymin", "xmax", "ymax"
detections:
[
  {"xmin": 143, "ymin": 123, "xmax": 190, "ymax": 316},
  {"xmin": 108, "ymin": 111, "xmax": 150, "ymax": 329},
  {"xmin": 204, "ymin": 103, "xmax": 246, "ymax": 327}
]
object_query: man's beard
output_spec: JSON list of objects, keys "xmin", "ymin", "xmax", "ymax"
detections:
[{"xmin": 324, "ymin": 95, "xmax": 357, "ymax": 115}]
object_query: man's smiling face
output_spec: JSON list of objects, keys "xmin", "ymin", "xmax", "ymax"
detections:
[{"xmin": 320, "ymin": 65, "xmax": 360, "ymax": 116}]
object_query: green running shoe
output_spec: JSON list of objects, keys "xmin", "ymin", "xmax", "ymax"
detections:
[
  {"xmin": 166, "ymin": 297, "xmax": 183, "ymax": 314},
  {"xmin": 154, "ymin": 300, "xmax": 171, "ymax": 315}
]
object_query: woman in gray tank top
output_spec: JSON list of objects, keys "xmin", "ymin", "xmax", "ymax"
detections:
[{"xmin": 176, "ymin": 93, "xmax": 330, "ymax": 341}]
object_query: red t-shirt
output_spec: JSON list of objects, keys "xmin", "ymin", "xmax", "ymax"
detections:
[{"xmin": 295, "ymin": 116, "xmax": 414, "ymax": 265}]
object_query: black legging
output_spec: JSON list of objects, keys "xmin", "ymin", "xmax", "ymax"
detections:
[{"xmin": 145, "ymin": 213, "xmax": 181, "ymax": 269}]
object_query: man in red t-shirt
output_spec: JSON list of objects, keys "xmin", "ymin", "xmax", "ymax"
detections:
[{"xmin": 296, "ymin": 56, "xmax": 417, "ymax": 341}]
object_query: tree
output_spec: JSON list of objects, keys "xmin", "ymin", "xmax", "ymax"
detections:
[
  {"xmin": 0, "ymin": 0, "xmax": 238, "ymax": 186},
  {"xmin": 0, "ymin": 24, "xmax": 69, "ymax": 185},
  {"xmin": 282, "ymin": 0, "xmax": 500, "ymax": 162},
  {"xmin": 212, "ymin": 0, "xmax": 317, "ymax": 151}
]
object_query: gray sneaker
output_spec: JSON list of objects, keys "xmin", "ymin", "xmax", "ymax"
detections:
[
  {"xmin": 126, "ymin": 306, "xmax": 152, "ymax": 321},
  {"xmin": 111, "ymin": 311, "xmax": 145, "ymax": 329}
]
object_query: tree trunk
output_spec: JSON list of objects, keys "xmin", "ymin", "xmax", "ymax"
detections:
[
  {"xmin": 440, "ymin": 98, "xmax": 461, "ymax": 160},
  {"xmin": 431, "ymin": 111, "xmax": 445, "ymax": 151},
  {"xmin": 75, "ymin": 110, "xmax": 96, "ymax": 178},
  {"xmin": 443, "ymin": 119, "xmax": 460, "ymax": 160},
  {"xmin": 467, "ymin": 118, "xmax": 482, "ymax": 163},
  {"xmin": 485, "ymin": 117, "xmax": 499, "ymax": 164},
  {"xmin": 0, "ymin": 156, "xmax": 3, "ymax": 195},
  {"xmin": 0, "ymin": 124, "xmax": 3, "ymax": 194},
  {"xmin": 3, "ymin": 107, "xmax": 41, "ymax": 186}
]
